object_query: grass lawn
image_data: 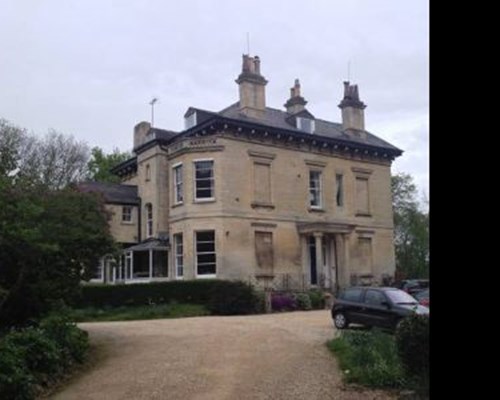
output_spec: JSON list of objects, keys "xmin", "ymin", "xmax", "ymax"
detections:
[
  {"xmin": 69, "ymin": 303, "xmax": 209, "ymax": 322},
  {"xmin": 327, "ymin": 329, "xmax": 406, "ymax": 389}
]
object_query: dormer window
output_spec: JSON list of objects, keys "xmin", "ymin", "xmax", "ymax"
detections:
[
  {"xmin": 297, "ymin": 117, "xmax": 315, "ymax": 134},
  {"xmin": 185, "ymin": 112, "xmax": 197, "ymax": 129}
]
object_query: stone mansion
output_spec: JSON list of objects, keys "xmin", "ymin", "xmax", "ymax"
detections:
[{"xmin": 80, "ymin": 54, "xmax": 402, "ymax": 292}]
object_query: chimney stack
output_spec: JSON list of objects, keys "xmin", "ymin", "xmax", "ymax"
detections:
[
  {"xmin": 284, "ymin": 79, "xmax": 308, "ymax": 114},
  {"xmin": 133, "ymin": 121, "xmax": 151, "ymax": 150},
  {"xmin": 338, "ymin": 81, "xmax": 366, "ymax": 133},
  {"xmin": 236, "ymin": 54, "xmax": 268, "ymax": 118}
]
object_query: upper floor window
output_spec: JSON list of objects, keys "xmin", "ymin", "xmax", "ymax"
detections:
[
  {"xmin": 145, "ymin": 203, "xmax": 153, "ymax": 237},
  {"xmin": 309, "ymin": 170, "xmax": 322, "ymax": 208},
  {"xmin": 185, "ymin": 112, "xmax": 197, "ymax": 129},
  {"xmin": 145, "ymin": 164, "xmax": 151, "ymax": 182},
  {"xmin": 173, "ymin": 163, "xmax": 183, "ymax": 204},
  {"xmin": 297, "ymin": 117, "xmax": 315, "ymax": 134},
  {"xmin": 194, "ymin": 160, "xmax": 214, "ymax": 201},
  {"xmin": 336, "ymin": 174, "xmax": 344, "ymax": 207},
  {"xmin": 122, "ymin": 206, "xmax": 132, "ymax": 223},
  {"xmin": 355, "ymin": 177, "xmax": 370, "ymax": 216}
]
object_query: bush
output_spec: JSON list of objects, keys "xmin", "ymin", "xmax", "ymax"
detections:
[
  {"xmin": 395, "ymin": 314, "xmax": 429, "ymax": 389},
  {"xmin": 75, "ymin": 280, "xmax": 246, "ymax": 309},
  {"xmin": 293, "ymin": 293, "xmax": 312, "ymax": 310},
  {"xmin": 308, "ymin": 289, "xmax": 326, "ymax": 309},
  {"xmin": 0, "ymin": 339, "xmax": 35, "ymax": 400},
  {"xmin": 0, "ymin": 315, "xmax": 90, "ymax": 400},
  {"xmin": 3, "ymin": 328, "xmax": 62, "ymax": 383},
  {"xmin": 327, "ymin": 329, "xmax": 405, "ymax": 388},
  {"xmin": 206, "ymin": 281, "xmax": 260, "ymax": 315},
  {"xmin": 271, "ymin": 292, "xmax": 297, "ymax": 312},
  {"xmin": 40, "ymin": 314, "xmax": 89, "ymax": 364}
]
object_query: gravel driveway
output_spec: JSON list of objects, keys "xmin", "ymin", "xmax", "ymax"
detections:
[{"xmin": 50, "ymin": 311, "xmax": 395, "ymax": 400}]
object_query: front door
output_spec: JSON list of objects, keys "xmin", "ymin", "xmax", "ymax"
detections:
[{"xmin": 308, "ymin": 236, "xmax": 318, "ymax": 285}]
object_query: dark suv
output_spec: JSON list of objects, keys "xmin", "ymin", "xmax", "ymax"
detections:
[{"xmin": 331, "ymin": 286, "xmax": 429, "ymax": 330}]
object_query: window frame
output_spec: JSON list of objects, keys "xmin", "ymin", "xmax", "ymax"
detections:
[
  {"xmin": 309, "ymin": 170, "xmax": 323, "ymax": 209},
  {"xmin": 172, "ymin": 162, "xmax": 184, "ymax": 205},
  {"xmin": 193, "ymin": 159, "xmax": 215, "ymax": 202},
  {"xmin": 195, "ymin": 230, "xmax": 216, "ymax": 278},
  {"xmin": 122, "ymin": 206, "xmax": 133, "ymax": 223},
  {"xmin": 297, "ymin": 117, "xmax": 315, "ymax": 133},
  {"xmin": 145, "ymin": 203, "xmax": 153, "ymax": 238},
  {"xmin": 173, "ymin": 233, "xmax": 184, "ymax": 279}
]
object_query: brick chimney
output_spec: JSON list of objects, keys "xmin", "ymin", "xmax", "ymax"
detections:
[
  {"xmin": 284, "ymin": 79, "xmax": 307, "ymax": 114},
  {"xmin": 338, "ymin": 81, "xmax": 366, "ymax": 132},
  {"xmin": 133, "ymin": 121, "xmax": 151, "ymax": 150},
  {"xmin": 235, "ymin": 54, "xmax": 268, "ymax": 118}
]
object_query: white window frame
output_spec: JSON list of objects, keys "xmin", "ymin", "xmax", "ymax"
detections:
[
  {"xmin": 185, "ymin": 112, "xmax": 197, "ymax": 129},
  {"xmin": 122, "ymin": 206, "xmax": 133, "ymax": 223},
  {"xmin": 172, "ymin": 162, "xmax": 183, "ymax": 205},
  {"xmin": 195, "ymin": 230, "xmax": 216, "ymax": 278},
  {"xmin": 193, "ymin": 159, "xmax": 215, "ymax": 202},
  {"xmin": 297, "ymin": 117, "xmax": 315, "ymax": 134},
  {"xmin": 309, "ymin": 170, "xmax": 323, "ymax": 209},
  {"xmin": 174, "ymin": 233, "xmax": 184, "ymax": 279},
  {"xmin": 146, "ymin": 203, "xmax": 153, "ymax": 238}
]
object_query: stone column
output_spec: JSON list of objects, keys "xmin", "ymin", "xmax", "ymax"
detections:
[
  {"xmin": 314, "ymin": 232, "xmax": 323, "ymax": 287},
  {"xmin": 301, "ymin": 235, "xmax": 309, "ymax": 290}
]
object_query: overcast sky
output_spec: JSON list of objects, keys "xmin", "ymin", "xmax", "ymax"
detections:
[{"xmin": 1, "ymin": 0, "xmax": 428, "ymax": 201}]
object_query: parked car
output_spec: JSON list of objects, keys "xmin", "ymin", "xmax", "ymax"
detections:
[
  {"xmin": 414, "ymin": 288, "xmax": 430, "ymax": 308},
  {"xmin": 396, "ymin": 279, "xmax": 429, "ymax": 296},
  {"xmin": 331, "ymin": 286, "xmax": 429, "ymax": 331}
]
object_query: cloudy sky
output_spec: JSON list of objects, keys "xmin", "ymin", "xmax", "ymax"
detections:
[{"xmin": 1, "ymin": 0, "xmax": 428, "ymax": 201}]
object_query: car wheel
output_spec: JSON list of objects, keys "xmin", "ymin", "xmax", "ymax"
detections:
[{"xmin": 334, "ymin": 312, "xmax": 349, "ymax": 329}]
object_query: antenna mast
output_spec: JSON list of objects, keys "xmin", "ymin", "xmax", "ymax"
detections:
[{"xmin": 149, "ymin": 97, "xmax": 158, "ymax": 127}]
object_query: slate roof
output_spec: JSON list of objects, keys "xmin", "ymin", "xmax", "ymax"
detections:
[
  {"xmin": 218, "ymin": 102, "xmax": 400, "ymax": 151},
  {"xmin": 78, "ymin": 182, "xmax": 139, "ymax": 205}
]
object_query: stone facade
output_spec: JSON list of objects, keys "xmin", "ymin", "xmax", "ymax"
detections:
[{"xmin": 93, "ymin": 54, "xmax": 401, "ymax": 292}]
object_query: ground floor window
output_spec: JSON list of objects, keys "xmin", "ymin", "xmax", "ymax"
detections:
[
  {"xmin": 174, "ymin": 233, "xmax": 184, "ymax": 278},
  {"xmin": 196, "ymin": 230, "xmax": 216, "ymax": 276}
]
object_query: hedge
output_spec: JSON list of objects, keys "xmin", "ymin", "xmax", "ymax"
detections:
[
  {"xmin": 74, "ymin": 280, "xmax": 260, "ymax": 315},
  {"xmin": 0, "ymin": 314, "xmax": 89, "ymax": 400}
]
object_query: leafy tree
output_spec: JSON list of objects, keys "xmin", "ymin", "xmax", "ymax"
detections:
[
  {"xmin": 391, "ymin": 173, "xmax": 429, "ymax": 279},
  {"xmin": 87, "ymin": 147, "xmax": 131, "ymax": 183},
  {"xmin": 0, "ymin": 118, "xmax": 90, "ymax": 189},
  {"xmin": 0, "ymin": 185, "xmax": 116, "ymax": 328},
  {"xmin": 1, "ymin": 119, "xmax": 115, "ymax": 328}
]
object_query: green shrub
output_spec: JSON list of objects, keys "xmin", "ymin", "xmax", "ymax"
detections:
[
  {"xmin": 308, "ymin": 289, "xmax": 325, "ymax": 309},
  {"xmin": 75, "ymin": 280, "xmax": 261, "ymax": 316},
  {"xmin": 395, "ymin": 314, "xmax": 429, "ymax": 390},
  {"xmin": 327, "ymin": 329, "xmax": 406, "ymax": 388},
  {"xmin": 293, "ymin": 293, "xmax": 312, "ymax": 310},
  {"xmin": 3, "ymin": 327, "xmax": 62, "ymax": 384},
  {"xmin": 0, "ymin": 339, "xmax": 35, "ymax": 400},
  {"xmin": 0, "ymin": 315, "xmax": 90, "ymax": 400},
  {"xmin": 40, "ymin": 314, "xmax": 89, "ymax": 364},
  {"xmin": 206, "ymin": 281, "xmax": 260, "ymax": 315},
  {"xmin": 76, "ymin": 280, "xmax": 229, "ymax": 308}
]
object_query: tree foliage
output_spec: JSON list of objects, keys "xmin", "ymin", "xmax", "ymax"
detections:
[
  {"xmin": 0, "ymin": 118, "xmax": 115, "ymax": 328},
  {"xmin": 0, "ymin": 118, "xmax": 90, "ymax": 189},
  {"xmin": 87, "ymin": 147, "xmax": 131, "ymax": 183},
  {"xmin": 391, "ymin": 173, "xmax": 429, "ymax": 279}
]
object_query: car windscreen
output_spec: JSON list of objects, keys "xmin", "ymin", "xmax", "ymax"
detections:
[{"xmin": 385, "ymin": 290, "xmax": 418, "ymax": 305}]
